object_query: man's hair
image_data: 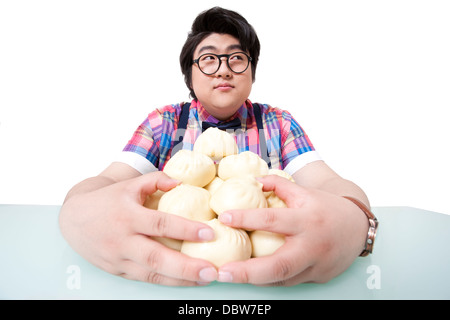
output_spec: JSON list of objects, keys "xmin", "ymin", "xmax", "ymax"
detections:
[{"xmin": 179, "ymin": 7, "xmax": 260, "ymax": 99}]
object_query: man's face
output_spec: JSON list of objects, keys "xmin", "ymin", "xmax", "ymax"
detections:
[{"xmin": 191, "ymin": 33, "xmax": 253, "ymax": 120}]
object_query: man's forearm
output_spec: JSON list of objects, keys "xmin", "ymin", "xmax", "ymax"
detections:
[
  {"xmin": 63, "ymin": 176, "xmax": 117, "ymax": 203},
  {"xmin": 317, "ymin": 176, "xmax": 370, "ymax": 208},
  {"xmin": 63, "ymin": 162, "xmax": 143, "ymax": 203},
  {"xmin": 291, "ymin": 161, "xmax": 370, "ymax": 208}
]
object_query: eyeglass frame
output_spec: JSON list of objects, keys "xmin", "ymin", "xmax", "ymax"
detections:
[{"xmin": 192, "ymin": 52, "xmax": 253, "ymax": 75}]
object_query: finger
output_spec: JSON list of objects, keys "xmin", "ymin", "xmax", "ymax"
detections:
[
  {"xmin": 219, "ymin": 207, "xmax": 302, "ymax": 235},
  {"xmin": 257, "ymin": 175, "xmax": 310, "ymax": 208},
  {"xmin": 258, "ymin": 266, "xmax": 315, "ymax": 287},
  {"xmin": 117, "ymin": 260, "xmax": 202, "ymax": 286},
  {"xmin": 133, "ymin": 206, "xmax": 215, "ymax": 242},
  {"xmin": 218, "ymin": 237, "xmax": 312, "ymax": 285},
  {"xmin": 122, "ymin": 234, "xmax": 218, "ymax": 283}
]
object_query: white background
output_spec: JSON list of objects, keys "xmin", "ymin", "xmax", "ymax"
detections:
[{"xmin": 1, "ymin": 0, "xmax": 449, "ymax": 214}]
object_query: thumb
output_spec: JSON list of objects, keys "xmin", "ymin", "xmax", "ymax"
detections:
[{"xmin": 135, "ymin": 171, "xmax": 181, "ymax": 199}]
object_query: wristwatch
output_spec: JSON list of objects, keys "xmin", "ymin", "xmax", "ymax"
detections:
[{"xmin": 343, "ymin": 196, "xmax": 379, "ymax": 257}]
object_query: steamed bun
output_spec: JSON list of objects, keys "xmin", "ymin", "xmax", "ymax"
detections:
[
  {"xmin": 157, "ymin": 184, "xmax": 215, "ymax": 221},
  {"xmin": 249, "ymin": 230, "xmax": 285, "ymax": 257},
  {"xmin": 152, "ymin": 236, "xmax": 183, "ymax": 251},
  {"xmin": 209, "ymin": 176, "xmax": 267, "ymax": 215},
  {"xmin": 148, "ymin": 127, "xmax": 293, "ymax": 260},
  {"xmin": 144, "ymin": 189, "xmax": 182, "ymax": 251},
  {"xmin": 154, "ymin": 184, "xmax": 215, "ymax": 251},
  {"xmin": 163, "ymin": 149, "xmax": 216, "ymax": 187},
  {"xmin": 266, "ymin": 192, "xmax": 287, "ymax": 208},
  {"xmin": 263, "ymin": 168, "xmax": 295, "ymax": 206},
  {"xmin": 268, "ymin": 168, "xmax": 295, "ymax": 182},
  {"xmin": 143, "ymin": 189, "xmax": 165, "ymax": 210},
  {"xmin": 181, "ymin": 218, "xmax": 252, "ymax": 267},
  {"xmin": 218, "ymin": 151, "xmax": 269, "ymax": 180},
  {"xmin": 203, "ymin": 176, "xmax": 224, "ymax": 196},
  {"xmin": 194, "ymin": 127, "xmax": 238, "ymax": 161}
]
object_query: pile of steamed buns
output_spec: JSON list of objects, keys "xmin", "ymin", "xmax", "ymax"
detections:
[{"xmin": 144, "ymin": 127, "xmax": 294, "ymax": 268}]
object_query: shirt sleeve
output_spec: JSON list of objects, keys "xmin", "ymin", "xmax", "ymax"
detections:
[
  {"xmin": 120, "ymin": 104, "xmax": 179, "ymax": 173},
  {"xmin": 279, "ymin": 111, "xmax": 322, "ymax": 175}
]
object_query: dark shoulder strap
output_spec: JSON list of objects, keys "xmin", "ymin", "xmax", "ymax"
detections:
[
  {"xmin": 253, "ymin": 103, "xmax": 264, "ymax": 131},
  {"xmin": 171, "ymin": 102, "xmax": 191, "ymax": 156},
  {"xmin": 178, "ymin": 102, "xmax": 191, "ymax": 130},
  {"xmin": 253, "ymin": 103, "xmax": 271, "ymax": 168}
]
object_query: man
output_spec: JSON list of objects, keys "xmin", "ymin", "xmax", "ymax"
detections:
[{"xmin": 59, "ymin": 7, "xmax": 375, "ymax": 286}]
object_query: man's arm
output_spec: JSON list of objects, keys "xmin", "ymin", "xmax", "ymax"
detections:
[
  {"xmin": 63, "ymin": 162, "xmax": 142, "ymax": 202},
  {"xmin": 292, "ymin": 160, "xmax": 370, "ymax": 207}
]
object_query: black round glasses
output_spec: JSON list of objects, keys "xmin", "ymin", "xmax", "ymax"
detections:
[{"xmin": 193, "ymin": 52, "xmax": 252, "ymax": 75}]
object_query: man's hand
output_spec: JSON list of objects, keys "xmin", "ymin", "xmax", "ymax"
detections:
[
  {"xmin": 59, "ymin": 171, "xmax": 218, "ymax": 286},
  {"xmin": 216, "ymin": 175, "xmax": 368, "ymax": 286}
]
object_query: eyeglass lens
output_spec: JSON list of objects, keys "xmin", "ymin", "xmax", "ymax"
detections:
[{"xmin": 198, "ymin": 53, "xmax": 250, "ymax": 75}]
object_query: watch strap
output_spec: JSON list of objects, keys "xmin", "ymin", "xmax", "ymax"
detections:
[{"xmin": 343, "ymin": 196, "xmax": 379, "ymax": 257}]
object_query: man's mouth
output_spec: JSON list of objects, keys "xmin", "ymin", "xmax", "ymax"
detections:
[{"xmin": 214, "ymin": 83, "xmax": 234, "ymax": 91}]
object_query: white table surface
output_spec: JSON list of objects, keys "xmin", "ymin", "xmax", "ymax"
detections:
[{"xmin": 1, "ymin": 205, "xmax": 449, "ymax": 300}]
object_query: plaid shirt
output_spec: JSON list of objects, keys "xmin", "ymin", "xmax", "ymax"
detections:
[{"xmin": 122, "ymin": 99, "xmax": 319, "ymax": 174}]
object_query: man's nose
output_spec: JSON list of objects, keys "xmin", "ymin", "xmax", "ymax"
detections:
[{"xmin": 216, "ymin": 57, "xmax": 232, "ymax": 77}]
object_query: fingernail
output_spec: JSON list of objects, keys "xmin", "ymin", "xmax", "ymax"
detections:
[
  {"xmin": 198, "ymin": 228, "xmax": 214, "ymax": 241},
  {"xmin": 218, "ymin": 271, "xmax": 233, "ymax": 282},
  {"xmin": 219, "ymin": 213, "xmax": 232, "ymax": 224},
  {"xmin": 199, "ymin": 267, "xmax": 217, "ymax": 282}
]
